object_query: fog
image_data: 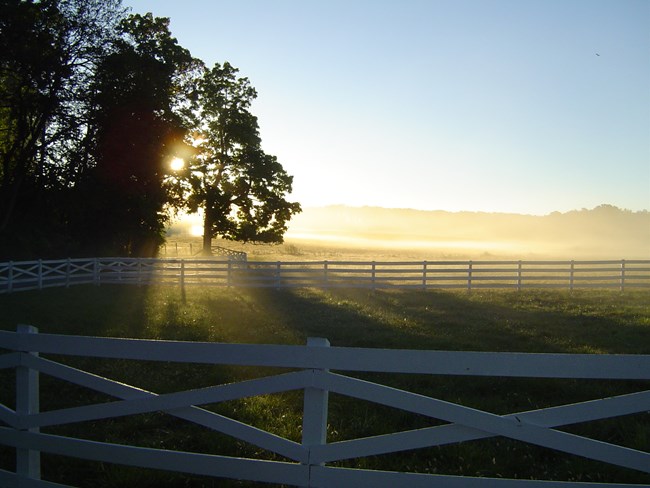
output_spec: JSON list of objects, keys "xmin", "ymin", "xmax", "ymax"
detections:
[{"xmin": 283, "ymin": 205, "xmax": 650, "ymax": 260}]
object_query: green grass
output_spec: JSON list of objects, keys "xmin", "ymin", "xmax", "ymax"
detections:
[{"xmin": 1, "ymin": 285, "xmax": 649, "ymax": 486}]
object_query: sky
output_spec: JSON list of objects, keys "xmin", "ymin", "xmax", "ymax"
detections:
[{"xmin": 123, "ymin": 0, "xmax": 650, "ymax": 216}]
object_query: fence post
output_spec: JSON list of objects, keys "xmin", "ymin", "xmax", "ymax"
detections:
[
  {"xmin": 93, "ymin": 258, "xmax": 100, "ymax": 286},
  {"xmin": 467, "ymin": 261, "xmax": 473, "ymax": 291},
  {"xmin": 8, "ymin": 260, "xmax": 13, "ymax": 293},
  {"xmin": 570, "ymin": 260, "xmax": 575, "ymax": 291},
  {"xmin": 302, "ymin": 337, "xmax": 330, "ymax": 485},
  {"xmin": 180, "ymin": 260, "xmax": 185, "ymax": 290},
  {"xmin": 371, "ymin": 261, "xmax": 376, "ymax": 289},
  {"xmin": 517, "ymin": 261, "xmax": 522, "ymax": 291},
  {"xmin": 323, "ymin": 261, "xmax": 329, "ymax": 288},
  {"xmin": 275, "ymin": 261, "xmax": 281, "ymax": 288},
  {"xmin": 16, "ymin": 324, "xmax": 40, "ymax": 481},
  {"xmin": 620, "ymin": 259, "xmax": 626, "ymax": 292},
  {"xmin": 37, "ymin": 259, "xmax": 43, "ymax": 290}
]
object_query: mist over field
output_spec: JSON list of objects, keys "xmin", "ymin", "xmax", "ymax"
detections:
[
  {"xmin": 168, "ymin": 204, "xmax": 649, "ymax": 260},
  {"xmin": 287, "ymin": 204, "xmax": 650, "ymax": 259}
]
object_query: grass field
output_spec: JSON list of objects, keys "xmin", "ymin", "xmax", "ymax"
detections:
[
  {"xmin": 1, "ymin": 285, "xmax": 649, "ymax": 486},
  {"xmin": 158, "ymin": 235, "xmax": 551, "ymax": 261}
]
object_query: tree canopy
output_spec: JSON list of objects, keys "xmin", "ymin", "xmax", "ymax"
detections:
[
  {"xmin": 73, "ymin": 13, "xmax": 202, "ymax": 256},
  {"xmin": 0, "ymin": 1, "xmax": 299, "ymax": 259},
  {"xmin": 177, "ymin": 62, "xmax": 300, "ymax": 254},
  {"xmin": 0, "ymin": 0, "xmax": 124, "ymax": 256}
]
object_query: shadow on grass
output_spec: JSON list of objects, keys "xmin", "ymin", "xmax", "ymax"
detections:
[
  {"xmin": 0, "ymin": 285, "xmax": 150, "ymax": 338},
  {"xmin": 226, "ymin": 286, "xmax": 650, "ymax": 354},
  {"xmin": 0, "ymin": 285, "xmax": 649, "ymax": 486},
  {"xmin": 1, "ymin": 285, "xmax": 647, "ymax": 354},
  {"xmin": 215, "ymin": 287, "xmax": 650, "ymax": 484}
]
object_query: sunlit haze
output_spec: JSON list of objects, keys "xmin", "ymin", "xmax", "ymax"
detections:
[
  {"xmin": 124, "ymin": 0, "xmax": 649, "ymax": 216},
  {"xmin": 168, "ymin": 205, "xmax": 649, "ymax": 260}
]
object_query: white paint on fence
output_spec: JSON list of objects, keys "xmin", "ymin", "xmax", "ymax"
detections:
[
  {"xmin": 15, "ymin": 325, "xmax": 40, "ymax": 480},
  {"xmin": 1, "ymin": 327, "xmax": 649, "ymax": 486},
  {"xmin": 1, "ymin": 258, "xmax": 649, "ymax": 293}
]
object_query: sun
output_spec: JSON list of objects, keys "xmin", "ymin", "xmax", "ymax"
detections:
[
  {"xmin": 170, "ymin": 157, "xmax": 185, "ymax": 171},
  {"xmin": 190, "ymin": 224, "xmax": 203, "ymax": 237}
]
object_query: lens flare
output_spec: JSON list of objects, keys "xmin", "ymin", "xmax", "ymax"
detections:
[{"xmin": 170, "ymin": 157, "xmax": 185, "ymax": 171}]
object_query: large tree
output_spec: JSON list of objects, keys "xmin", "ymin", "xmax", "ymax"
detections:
[
  {"xmin": 74, "ymin": 13, "xmax": 202, "ymax": 256},
  {"xmin": 0, "ymin": 0, "xmax": 123, "ymax": 256},
  {"xmin": 1, "ymin": 4, "xmax": 300, "ymax": 259},
  {"xmin": 179, "ymin": 62, "xmax": 300, "ymax": 255}
]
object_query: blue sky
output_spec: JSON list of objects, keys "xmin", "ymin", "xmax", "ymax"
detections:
[{"xmin": 124, "ymin": 0, "xmax": 649, "ymax": 215}]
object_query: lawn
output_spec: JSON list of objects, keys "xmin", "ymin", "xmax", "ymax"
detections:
[{"xmin": 1, "ymin": 285, "xmax": 649, "ymax": 486}]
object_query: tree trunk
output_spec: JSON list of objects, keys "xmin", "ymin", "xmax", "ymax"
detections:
[
  {"xmin": 0, "ymin": 171, "xmax": 26, "ymax": 234},
  {"xmin": 201, "ymin": 211, "xmax": 212, "ymax": 256}
]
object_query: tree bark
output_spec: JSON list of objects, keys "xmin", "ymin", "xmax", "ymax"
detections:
[{"xmin": 201, "ymin": 211, "xmax": 212, "ymax": 256}]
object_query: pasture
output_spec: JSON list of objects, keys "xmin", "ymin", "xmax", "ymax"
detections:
[{"xmin": 1, "ymin": 285, "xmax": 649, "ymax": 486}]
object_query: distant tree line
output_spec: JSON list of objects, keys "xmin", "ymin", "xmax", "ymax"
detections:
[{"xmin": 0, "ymin": 0, "xmax": 300, "ymax": 259}]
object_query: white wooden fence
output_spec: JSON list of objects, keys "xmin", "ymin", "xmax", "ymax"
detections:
[
  {"xmin": 1, "ymin": 326, "xmax": 649, "ymax": 487},
  {"xmin": 159, "ymin": 243, "xmax": 248, "ymax": 260},
  {"xmin": 1, "ymin": 258, "xmax": 649, "ymax": 293}
]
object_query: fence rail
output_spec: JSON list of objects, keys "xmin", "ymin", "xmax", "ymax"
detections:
[
  {"xmin": 1, "ymin": 258, "xmax": 649, "ymax": 293},
  {"xmin": 1, "ymin": 326, "xmax": 649, "ymax": 486}
]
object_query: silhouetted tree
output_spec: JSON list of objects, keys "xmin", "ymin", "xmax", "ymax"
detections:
[
  {"xmin": 177, "ymin": 62, "xmax": 300, "ymax": 255},
  {"xmin": 1, "ymin": 5, "xmax": 300, "ymax": 259},
  {"xmin": 74, "ymin": 13, "xmax": 202, "ymax": 256},
  {"xmin": 0, "ymin": 0, "xmax": 123, "ymax": 257}
]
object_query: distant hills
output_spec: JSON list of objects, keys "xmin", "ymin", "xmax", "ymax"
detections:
[{"xmin": 286, "ymin": 204, "xmax": 650, "ymax": 259}]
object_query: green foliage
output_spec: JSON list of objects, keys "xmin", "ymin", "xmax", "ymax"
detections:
[
  {"xmin": 0, "ymin": 0, "xmax": 124, "ymax": 257},
  {"xmin": 0, "ymin": 2, "xmax": 300, "ymax": 259},
  {"xmin": 0, "ymin": 287, "xmax": 648, "ymax": 485},
  {"xmin": 176, "ymin": 62, "xmax": 301, "ymax": 252},
  {"xmin": 70, "ymin": 13, "xmax": 203, "ymax": 257}
]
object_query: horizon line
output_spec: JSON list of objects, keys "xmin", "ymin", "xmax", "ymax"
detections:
[{"xmin": 296, "ymin": 203, "xmax": 650, "ymax": 216}]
